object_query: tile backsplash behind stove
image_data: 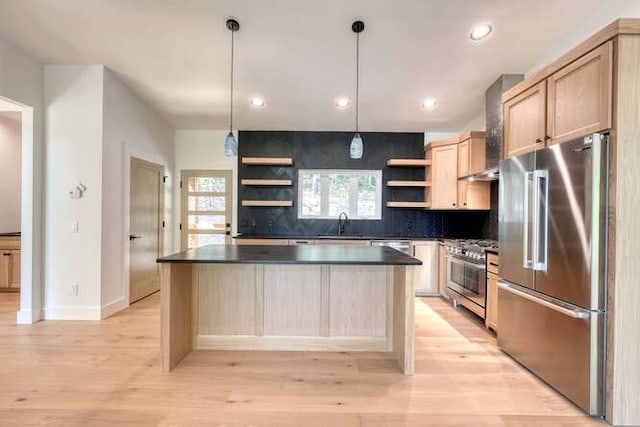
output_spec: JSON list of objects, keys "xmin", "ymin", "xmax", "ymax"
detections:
[{"xmin": 237, "ymin": 130, "xmax": 492, "ymax": 238}]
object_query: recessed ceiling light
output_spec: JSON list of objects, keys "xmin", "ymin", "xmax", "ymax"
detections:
[
  {"xmin": 335, "ymin": 97, "xmax": 351, "ymax": 109},
  {"xmin": 422, "ymin": 98, "xmax": 438, "ymax": 110},
  {"xmin": 470, "ymin": 23, "xmax": 492, "ymax": 41},
  {"xmin": 250, "ymin": 97, "xmax": 265, "ymax": 108}
]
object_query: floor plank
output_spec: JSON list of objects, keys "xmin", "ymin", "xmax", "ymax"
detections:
[{"xmin": 0, "ymin": 293, "xmax": 604, "ymax": 426}]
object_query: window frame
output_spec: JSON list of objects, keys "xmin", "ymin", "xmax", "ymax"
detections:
[{"xmin": 297, "ymin": 169, "xmax": 382, "ymax": 220}]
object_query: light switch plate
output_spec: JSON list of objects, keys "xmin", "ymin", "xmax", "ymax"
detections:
[{"xmin": 70, "ymin": 221, "xmax": 78, "ymax": 233}]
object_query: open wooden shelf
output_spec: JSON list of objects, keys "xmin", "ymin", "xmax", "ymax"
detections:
[
  {"xmin": 242, "ymin": 157, "xmax": 293, "ymax": 166},
  {"xmin": 386, "ymin": 180, "xmax": 432, "ymax": 187},
  {"xmin": 386, "ymin": 159, "xmax": 432, "ymax": 167},
  {"xmin": 241, "ymin": 179, "xmax": 292, "ymax": 186},
  {"xmin": 386, "ymin": 201, "xmax": 431, "ymax": 208},
  {"xmin": 241, "ymin": 200, "xmax": 293, "ymax": 207}
]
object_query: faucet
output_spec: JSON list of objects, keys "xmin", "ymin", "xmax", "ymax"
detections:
[{"xmin": 337, "ymin": 212, "xmax": 349, "ymax": 235}]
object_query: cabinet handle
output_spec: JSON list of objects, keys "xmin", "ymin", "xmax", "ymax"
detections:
[
  {"xmin": 545, "ymin": 135, "xmax": 551, "ymax": 141},
  {"xmin": 452, "ymin": 203, "xmax": 456, "ymax": 207},
  {"xmin": 535, "ymin": 138, "xmax": 543, "ymax": 143},
  {"xmin": 3, "ymin": 253, "xmax": 10, "ymax": 257}
]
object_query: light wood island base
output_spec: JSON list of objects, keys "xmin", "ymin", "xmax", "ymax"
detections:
[{"xmin": 160, "ymin": 262, "xmax": 415, "ymax": 375}]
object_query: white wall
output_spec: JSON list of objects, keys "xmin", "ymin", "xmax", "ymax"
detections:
[
  {"xmin": 174, "ymin": 130, "xmax": 237, "ymax": 251},
  {"xmin": 0, "ymin": 34, "xmax": 44, "ymax": 324},
  {"xmin": 457, "ymin": 109, "xmax": 486, "ymax": 133},
  {"xmin": 424, "ymin": 132, "xmax": 458, "ymax": 145},
  {"xmin": 0, "ymin": 114, "xmax": 21, "ymax": 233},
  {"xmin": 44, "ymin": 65, "xmax": 104, "ymax": 319},
  {"xmin": 527, "ymin": 2, "xmax": 640, "ymax": 75},
  {"xmin": 101, "ymin": 68, "xmax": 174, "ymax": 316},
  {"xmin": 42, "ymin": 65, "xmax": 175, "ymax": 320}
]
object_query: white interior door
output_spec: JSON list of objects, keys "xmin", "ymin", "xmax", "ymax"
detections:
[
  {"xmin": 181, "ymin": 170, "xmax": 232, "ymax": 250},
  {"xmin": 129, "ymin": 158, "xmax": 164, "ymax": 304}
]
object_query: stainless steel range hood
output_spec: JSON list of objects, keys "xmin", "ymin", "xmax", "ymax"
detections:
[{"xmin": 466, "ymin": 166, "xmax": 499, "ymax": 181}]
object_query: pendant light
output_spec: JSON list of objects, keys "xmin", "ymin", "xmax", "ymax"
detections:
[
  {"xmin": 224, "ymin": 18, "xmax": 240, "ymax": 157},
  {"xmin": 350, "ymin": 20, "xmax": 365, "ymax": 159}
]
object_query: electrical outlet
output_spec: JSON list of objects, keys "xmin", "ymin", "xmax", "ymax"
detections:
[
  {"xmin": 70, "ymin": 221, "xmax": 78, "ymax": 233},
  {"xmin": 68, "ymin": 283, "xmax": 78, "ymax": 296}
]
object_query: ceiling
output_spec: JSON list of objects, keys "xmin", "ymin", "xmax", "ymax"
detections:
[{"xmin": 0, "ymin": 0, "xmax": 637, "ymax": 132}]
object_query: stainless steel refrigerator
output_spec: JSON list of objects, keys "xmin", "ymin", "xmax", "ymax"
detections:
[{"xmin": 498, "ymin": 133, "xmax": 607, "ymax": 416}]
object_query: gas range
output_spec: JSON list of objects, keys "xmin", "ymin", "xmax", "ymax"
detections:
[{"xmin": 444, "ymin": 239, "xmax": 499, "ymax": 264}]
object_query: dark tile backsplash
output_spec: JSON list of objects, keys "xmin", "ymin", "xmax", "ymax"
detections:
[{"xmin": 238, "ymin": 130, "xmax": 491, "ymax": 239}]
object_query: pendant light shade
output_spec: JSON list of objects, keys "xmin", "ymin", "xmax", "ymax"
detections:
[
  {"xmin": 224, "ymin": 18, "xmax": 240, "ymax": 157},
  {"xmin": 350, "ymin": 133, "xmax": 363, "ymax": 159},
  {"xmin": 350, "ymin": 20, "xmax": 365, "ymax": 159},
  {"xmin": 224, "ymin": 131, "xmax": 237, "ymax": 156}
]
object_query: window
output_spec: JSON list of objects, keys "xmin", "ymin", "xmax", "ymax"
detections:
[
  {"xmin": 181, "ymin": 170, "xmax": 232, "ymax": 249},
  {"xmin": 298, "ymin": 169, "xmax": 382, "ymax": 219}
]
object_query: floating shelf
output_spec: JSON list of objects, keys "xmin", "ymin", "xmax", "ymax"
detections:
[
  {"xmin": 242, "ymin": 200, "xmax": 293, "ymax": 207},
  {"xmin": 386, "ymin": 201, "xmax": 431, "ymax": 208},
  {"xmin": 386, "ymin": 180, "xmax": 432, "ymax": 187},
  {"xmin": 241, "ymin": 179, "xmax": 293, "ymax": 186},
  {"xmin": 242, "ymin": 157, "xmax": 293, "ymax": 166},
  {"xmin": 386, "ymin": 159, "xmax": 432, "ymax": 167}
]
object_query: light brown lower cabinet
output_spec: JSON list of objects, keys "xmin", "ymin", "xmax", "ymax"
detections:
[
  {"xmin": 485, "ymin": 273, "xmax": 499, "ymax": 331},
  {"xmin": 485, "ymin": 252, "xmax": 499, "ymax": 331},
  {"xmin": 438, "ymin": 243, "xmax": 448, "ymax": 298},
  {"xmin": 0, "ymin": 237, "xmax": 21, "ymax": 291}
]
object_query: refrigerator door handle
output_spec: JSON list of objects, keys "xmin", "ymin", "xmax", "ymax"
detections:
[
  {"xmin": 498, "ymin": 281, "xmax": 589, "ymax": 319},
  {"xmin": 532, "ymin": 169, "xmax": 549, "ymax": 271},
  {"xmin": 522, "ymin": 172, "xmax": 534, "ymax": 269}
]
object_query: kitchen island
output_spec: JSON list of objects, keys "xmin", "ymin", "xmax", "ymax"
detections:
[{"xmin": 157, "ymin": 244, "xmax": 421, "ymax": 374}]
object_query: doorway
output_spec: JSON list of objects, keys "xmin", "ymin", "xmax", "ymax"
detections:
[
  {"xmin": 180, "ymin": 170, "xmax": 232, "ymax": 249},
  {"xmin": 129, "ymin": 157, "xmax": 164, "ymax": 304},
  {"xmin": 0, "ymin": 96, "xmax": 33, "ymax": 324}
]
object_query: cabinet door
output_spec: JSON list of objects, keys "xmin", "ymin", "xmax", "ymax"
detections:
[
  {"xmin": 547, "ymin": 41, "xmax": 612, "ymax": 145},
  {"xmin": 431, "ymin": 144, "xmax": 459, "ymax": 209},
  {"xmin": 457, "ymin": 141, "xmax": 469, "ymax": 178},
  {"xmin": 486, "ymin": 272, "xmax": 499, "ymax": 331},
  {"xmin": 0, "ymin": 251, "xmax": 10, "ymax": 288},
  {"xmin": 458, "ymin": 181, "xmax": 490, "ymax": 210},
  {"xmin": 438, "ymin": 243, "xmax": 447, "ymax": 297},
  {"xmin": 412, "ymin": 242, "xmax": 438, "ymax": 296},
  {"xmin": 9, "ymin": 250, "xmax": 20, "ymax": 288},
  {"xmin": 503, "ymin": 81, "xmax": 546, "ymax": 158}
]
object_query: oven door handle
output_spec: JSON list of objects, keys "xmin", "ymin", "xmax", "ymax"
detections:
[{"xmin": 447, "ymin": 256, "xmax": 486, "ymax": 270}]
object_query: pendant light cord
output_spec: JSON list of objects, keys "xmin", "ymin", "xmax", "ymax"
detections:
[
  {"xmin": 230, "ymin": 29, "xmax": 235, "ymax": 132},
  {"xmin": 355, "ymin": 31, "xmax": 359, "ymax": 134}
]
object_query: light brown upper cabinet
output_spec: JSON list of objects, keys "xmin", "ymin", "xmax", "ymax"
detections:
[
  {"xmin": 429, "ymin": 143, "xmax": 459, "ymax": 209},
  {"xmin": 456, "ymin": 132, "xmax": 490, "ymax": 210},
  {"xmin": 457, "ymin": 132, "xmax": 487, "ymax": 178},
  {"xmin": 504, "ymin": 81, "xmax": 547, "ymax": 158},
  {"xmin": 547, "ymin": 41, "xmax": 613, "ymax": 145},
  {"xmin": 503, "ymin": 41, "xmax": 613, "ymax": 158}
]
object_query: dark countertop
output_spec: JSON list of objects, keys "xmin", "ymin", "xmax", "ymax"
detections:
[
  {"xmin": 233, "ymin": 234, "xmax": 438, "ymax": 241},
  {"xmin": 0, "ymin": 232, "xmax": 20, "ymax": 237},
  {"xmin": 157, "ymin": 244, "xmax": 422, "ymax": 266}
]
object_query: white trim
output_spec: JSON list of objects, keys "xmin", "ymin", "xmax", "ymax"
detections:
[
  {"xmin": 0, "ymin": 95, "xmax": 41, "ymax": 325},
  {"xmin": 100, "ymin": 296, "xmax": 128, "ymax": 319},
  {"xmin": 44, "ymin": 305, "xmax": 102, "ymax": 320},
  {"xmin": 196, "ymin": 335, "xmax": 390, "ymax": 352},
  {"xmin": 16, "ymin": 308, "xmax": 43, "ymax": 324}
]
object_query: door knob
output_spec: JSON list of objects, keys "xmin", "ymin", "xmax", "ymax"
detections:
[{"xmin": 129, "ymin": 234, "xmax": 142, "ymax": 241}]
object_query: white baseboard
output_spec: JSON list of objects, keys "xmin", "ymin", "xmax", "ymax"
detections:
[
  {"xmin": 101, "ymin": 297, "xmax": 128, "ymax": 319},
  {"xmin": 16, "ymin": 308, "xmax": 43, "ymax": 324},
  {"xmin": 43, "ymin": 305, "xmax": 102, "ymax": 320},
  {"xmin": 197, "ymin": 335, "xmax": 391, "ymax": 352}
]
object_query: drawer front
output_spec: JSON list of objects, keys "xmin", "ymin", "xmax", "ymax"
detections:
[{"xmin": 487, "ymin": 253, "xmax": 499, "ymax": 275}]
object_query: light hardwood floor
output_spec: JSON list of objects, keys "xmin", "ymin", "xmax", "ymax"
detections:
[{"xmin": 0, "ymin": 293, "xmax": 604, "ymax": 426}]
